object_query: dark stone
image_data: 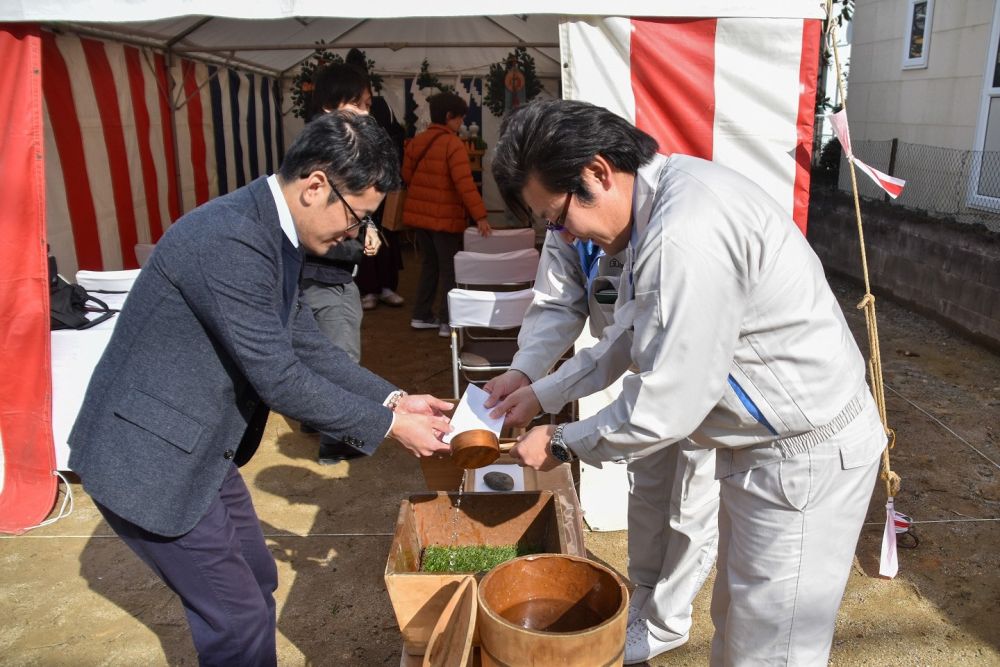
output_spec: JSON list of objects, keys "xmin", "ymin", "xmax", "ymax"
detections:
[{"xmin": 483, "ymin": 472, "xmax": 515, "ymax": 491}]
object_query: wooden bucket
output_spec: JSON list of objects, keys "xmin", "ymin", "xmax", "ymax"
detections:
[{"xmin": 477, "ymin": 554, "xmax": 628, "ymax": 666}]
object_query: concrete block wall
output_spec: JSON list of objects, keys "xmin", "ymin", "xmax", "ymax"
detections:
[{"xmin": 808, "ymin": 194, "xmax": 1000, "ymax": 351}]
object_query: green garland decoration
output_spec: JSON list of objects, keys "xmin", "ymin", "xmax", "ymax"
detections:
[
  {"xmin": 415, "ymin": 59, "xmax": 454, "ymax": 94},
  {"xmin": 290, "ymin": 44, "xmax": 384, "ymax": 119},
  {"xmin": 484, "ymin": 47, "xmax": 542, "ymax": 117}
]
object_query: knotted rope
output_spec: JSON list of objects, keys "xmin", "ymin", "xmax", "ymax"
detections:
[{"xmin": 826, "ymin": 6, "xmax": 901, "ymax": 498}]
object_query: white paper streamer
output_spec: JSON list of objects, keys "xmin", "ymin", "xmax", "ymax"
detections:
[{"xmin": 879, "ymin": 497, "xmax": 899, "ymax": 578}]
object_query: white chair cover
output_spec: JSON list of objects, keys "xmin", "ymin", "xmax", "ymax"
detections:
[
  {"xmin": 463, "ymin": 227, "xmax": 535, "ymax": 254},
  {"xmin": 447, "ymin": 288, "xmax": 534, "ymax": 329},
  {"xmin": 134, "ymin": 243, "xmax": 155, "ymax": 267},
  {"xmin": 454, "ymin": 248, "xmax": 539, "ymax": 286},
  {"xmin": 75, "ymin": 269, "xmax": 141, "ymax": 292}
]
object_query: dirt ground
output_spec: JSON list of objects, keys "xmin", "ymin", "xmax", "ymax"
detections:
[{"xmin": 1, "ymin": 244, "xmax": 999, "ymax": 666}]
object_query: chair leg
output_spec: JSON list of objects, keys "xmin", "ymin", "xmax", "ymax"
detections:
[{"xmin": 451, "ymin": 328, "xmax": 460, "ymax": 399}]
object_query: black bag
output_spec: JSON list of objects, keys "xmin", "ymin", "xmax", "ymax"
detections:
[{"xmin": 49, "ymin": 256, "xmax": 116, "ymax": 331}]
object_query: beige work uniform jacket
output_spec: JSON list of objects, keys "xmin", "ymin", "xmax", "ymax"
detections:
[{"xmin": 531, "ymin": 154, "xmax": 883, "ymax": 474}]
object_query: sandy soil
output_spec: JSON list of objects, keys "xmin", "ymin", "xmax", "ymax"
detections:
[{"xmin": 1, "ymin": 245, "xmax": 998, "ymax": 666}]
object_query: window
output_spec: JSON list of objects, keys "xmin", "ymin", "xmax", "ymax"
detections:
[
  {"xmin": 969, "ymin": 1, "xmax": 1000, "ymax": 211},
  {"xmin": 902, "ymin": 0, "xmax": 934, "ymax": 69}
]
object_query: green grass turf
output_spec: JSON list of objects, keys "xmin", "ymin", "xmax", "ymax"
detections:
[{"xmin": 420, "ymin": 544, "xmax": 541, "ymax": 573}]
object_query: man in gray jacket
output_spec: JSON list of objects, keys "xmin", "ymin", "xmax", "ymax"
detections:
[
  {"xmin": 483, "ymin": 234, "xmax": 719, "ymax": 663},
  {"xmin": 69, "ymin": 112, "xmax": 452, "ymax": 666},
  {"xmin": 491, "ymin": 100, "xmax": 885, "ymax": 666}
]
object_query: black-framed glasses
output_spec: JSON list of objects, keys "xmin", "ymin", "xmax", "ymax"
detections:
[
  {"xmin": 330, "ymin": 181, "xmax": 373, "ymax": 233},
  {"xmin": 543, "ymin": 192, "xmax": 573, "ymax": 232}
]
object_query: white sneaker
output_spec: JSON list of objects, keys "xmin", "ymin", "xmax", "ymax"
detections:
[
  {"xmin": 361, "ymin": 294, "xmax": 378, "ymax": 310},
  {"xmin": 410, "ymin": 318, "xmax": 440, "ymax": 330},
  {"xmin": 379, "ymin": 289, "xmax": 404, "ymax": 306},
  {"xmin": 438, "ymin": 323, "xmax": 451, "ymax": 338},
  {"xmin": 623, "ymin": 618, "xmax": 689, "ymax": 665}
]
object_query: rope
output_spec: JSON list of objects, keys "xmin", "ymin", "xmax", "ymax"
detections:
[
  {"xmin": 885, "ymin": 383, "xmax": 1000, "ymax": 471},
  {"xmin": 20, "ymin": 470, "xmax": 75, "ymax": 532},
  {"xmin": 825, "ymin": 8, "xmax": 901, "ymax": 498}
]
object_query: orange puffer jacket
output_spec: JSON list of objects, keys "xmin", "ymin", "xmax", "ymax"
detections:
[{"xmin": 402, "ymin": 124, "xmax": 487, "ymax": 233}]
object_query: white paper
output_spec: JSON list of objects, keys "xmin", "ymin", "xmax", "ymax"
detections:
[
  {"xmin": 443, "ymin": 384, "xmax": 505, "ymax": 444},
  {"xmin": 879, "ymin": 498, "xmax": 899, "ymax": 579},
  {"xmin": 473, "ymin": 464, "xmax": 525, "ymax": 492}
]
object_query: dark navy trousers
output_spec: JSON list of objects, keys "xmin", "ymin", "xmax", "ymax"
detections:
[{"xmin": 96, "ymin": 464, "xmax": 278, "ymax": 666}]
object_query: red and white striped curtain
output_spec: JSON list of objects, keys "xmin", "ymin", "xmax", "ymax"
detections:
[
  {"xmin": 561, "ymin": 16, "xmax": 820, "ymax": 233},
  {"xmin": 42, "ymin": 30, "xmax": 284, "ymax": 276}
]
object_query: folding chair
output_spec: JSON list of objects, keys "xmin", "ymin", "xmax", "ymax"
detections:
[
  {"xmin": 454, "ymin": 248, "xmax": 539, "ymax": 291},
  {"xmin": 75, "ymin": 269, "xmax": 142, "ymax": 293},
  {"xmin": 448, "ymin": 288, "xmax": 534, "ymax": 398},
  {"xmin": 463, "ymin": 227, "xmax": 535, "ymax": 254}
]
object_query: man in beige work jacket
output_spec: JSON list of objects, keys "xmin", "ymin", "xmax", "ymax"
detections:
[{"xmin": 489, "ymin": 99, "xmax": 884, "ymax": 667}]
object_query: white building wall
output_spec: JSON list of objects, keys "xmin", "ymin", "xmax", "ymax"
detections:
[{"xmin": 848, "ymin": 0, "xmax": 994, "ymax": 150}]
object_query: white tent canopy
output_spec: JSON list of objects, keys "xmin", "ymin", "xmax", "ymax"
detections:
[
  {"xmin": 9, "ymin": 0, "xmax": 822, "ymax": 77},
  {"xmin": 4, "ymin": 1, "xmax": 823, "ymax": 22},
  {"xmin": 4, "ymin": 2, "xmax": 823, "ymax": 76},
  {"xmin": 46, "ymin": 15, "xmax": 564, "ymax": 78}
]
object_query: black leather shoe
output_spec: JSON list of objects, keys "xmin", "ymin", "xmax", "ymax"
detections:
[{"xmin": 317, "ymin": 440, "xmax": 365, "ymax": 465}]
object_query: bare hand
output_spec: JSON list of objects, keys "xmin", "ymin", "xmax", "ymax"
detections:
[
  {"xmin": 395, "ymin": 394, "xmax": 454, "ymax": 417},
  {"xmin": 476, "ymin": 219, "xmax": 492, "ymax": 237},
  {"xmin": 363, "ymin": 224, "xmax": 382, "ymax": 255},
  {"xmin": 488, "ymin": 385, "xmax": 542, "ymax": 429},
  {"xmin": 509, "ymin": 424, "xmax": 560, "ymax": 471},
  {"xmin": 483, "ymin": 370, "xmax": 531, "ymax": 408},
  {"xmin": 389, "ymin": 413, "xmax": 453, "ymax": 457}
]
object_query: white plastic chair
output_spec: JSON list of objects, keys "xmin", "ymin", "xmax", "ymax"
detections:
[
  {"xmin": 463, "ymin": 227, "xmax": 535, "ymax": 254},
  {"xmin": 448, "ymin": 288, "xmax": 534, "ymax": 398},
  {"xmin": 75, "ymin": 269, "xmax": 141, "ymax": 293},
  {"xmin": 134, "ymin": 243, "xmax": 155, "ymax": 267},
  {"xmin": 454, "ymin": 248, "xmax": 539, "ymax": 290}
]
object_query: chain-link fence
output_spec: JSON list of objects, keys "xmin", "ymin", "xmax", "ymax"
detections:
[{"xmin": 834, "ymin": 139, "xmax": 1000, "ymax": 231}]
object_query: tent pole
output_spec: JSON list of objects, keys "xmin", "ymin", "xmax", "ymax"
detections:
[
  {"xmin": 483, "ymin": 17, "xmax": 561, "ymax": 67},
  {"xmin": 51, "ymin": 22, "xmax": 279, "ymax": 78},
  {"xmin": 165, "ymin": 49, "xmax": 185, "ymax": 220},
  {"xmin": 175, "ymin": 41, "xmax": 559, "ymax": 53}
]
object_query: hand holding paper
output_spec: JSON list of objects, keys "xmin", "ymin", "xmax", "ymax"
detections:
[{"xmin": 444, "ymin": 385, "xmax": 505, "ymax": 444}]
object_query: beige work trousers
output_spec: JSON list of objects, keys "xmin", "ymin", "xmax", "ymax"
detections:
[
  {"xmin": 710, "ymin": 398, "xmax": 883, "ymax": 666},
  {"xmin": 627, "ymin": 440, "xmax": 720, "ymax": 640}
]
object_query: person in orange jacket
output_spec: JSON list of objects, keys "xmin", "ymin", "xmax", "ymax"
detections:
[{"xmin": 402, "ymin": 92, "xmax": 492, "ymax": 337}]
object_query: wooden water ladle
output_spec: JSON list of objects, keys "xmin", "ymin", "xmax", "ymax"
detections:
[{"xmin": 449, "ymin": 430, "xmax": 515, "ymax": 469}]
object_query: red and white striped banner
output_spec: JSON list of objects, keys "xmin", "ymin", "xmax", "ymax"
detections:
[
  {"xmin": 828, "ymin": 109, "xmax": 906, "ymax": 199},
  {"xmin": 42, "ymin": 30, "xmax": 284, "ymax": 277},
  {"xmin": 561, "ymin": 16, "xmax": 821, "ymax": 233}
]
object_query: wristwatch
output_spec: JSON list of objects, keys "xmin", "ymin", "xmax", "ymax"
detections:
[
  {"xmin": 548, "ymin": 424, "xmax": 575, "ymax": 463},
  {"xmin": 386, "ymin": 390, "xmax": 407, "ymax": 411}
]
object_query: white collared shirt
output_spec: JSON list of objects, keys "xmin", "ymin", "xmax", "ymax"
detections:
[
  {"xmin": 267, "ymin": 174, "xmax": 298, "ymax": 248},
  {"xmin": 268, "ymin": 174, "xmax": 404, "ymax": 438}
]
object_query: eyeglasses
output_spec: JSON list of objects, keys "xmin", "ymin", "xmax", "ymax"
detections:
[
  {"xmin": 543, "ymin": 192, "xmax": 573, "ymax": 232},
  {"xmin": 329, "ymin": 181, "xmax": 374, "ymax": 234}
]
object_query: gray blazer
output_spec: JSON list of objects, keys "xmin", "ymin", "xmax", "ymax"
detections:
[{"xmin": 68, "ymin": 177, "xmax": 396, "ymax": 537}]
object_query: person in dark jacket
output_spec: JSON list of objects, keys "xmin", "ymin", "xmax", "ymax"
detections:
[
  {"xmin": 298, "ymin": 63, "xmax": 380, "ymax": 463},
  {"xmin": 68, "ymin": 112, "xmax": 453, "ymax": 667},
  {"xmin": 346, "ymin": 48, "xmax": 407, "ymax": 312}
]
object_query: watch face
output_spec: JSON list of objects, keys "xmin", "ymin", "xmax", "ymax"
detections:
[{"xmin": 551, "ymin": 442, "xmax": 571, "ymax": 463}]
